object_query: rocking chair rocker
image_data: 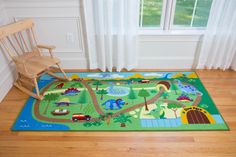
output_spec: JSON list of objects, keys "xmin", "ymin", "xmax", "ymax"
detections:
[{"xmin": 0, "ymin": 19, "xmax": 71, "ymax": 100}]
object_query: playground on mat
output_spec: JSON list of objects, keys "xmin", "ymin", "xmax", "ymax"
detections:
[{"xmin": 12, "ymin": 71, "xmax": 229, "ymax": 131}]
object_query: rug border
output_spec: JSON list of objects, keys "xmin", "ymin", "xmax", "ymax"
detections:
[{"xmin": 11, "ymin": 70, "xmax": 230, "ymax": 131}]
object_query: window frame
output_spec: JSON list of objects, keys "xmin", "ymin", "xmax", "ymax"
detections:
[{"xmin": 139, "ymin": 0, "xmax": 211, "ymax": 32}]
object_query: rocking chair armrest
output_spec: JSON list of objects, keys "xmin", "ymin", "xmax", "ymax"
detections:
[
  {"xmin": 37, "ymin": 44, "xmax": 56, "ymax": 57},
  {"xmin": 37, "ymin": 44, "xmax": 56, "ymax": 50}
]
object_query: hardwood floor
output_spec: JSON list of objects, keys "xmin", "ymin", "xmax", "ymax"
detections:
[{"xmin": 0, "ymin": 70, "xmax": 236, "ymax": 157}]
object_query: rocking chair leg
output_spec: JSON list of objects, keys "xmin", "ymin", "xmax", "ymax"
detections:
[
  {"xmin": 14, "ymin": 80, "xmax": 43, "ymax": 100},
  {"xmin": 46, "ymin": 63, "xmax": 71, "ymax": 81},
  {"xmin": 33, "ymin": 78, "xmax": 40, "ymax": 97},
  {"xmin": 56, "ymin": 63, "xmax": 71, "ymax": 81}
]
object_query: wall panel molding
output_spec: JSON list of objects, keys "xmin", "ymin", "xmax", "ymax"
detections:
[
  {"xmin": 5, "ymin": 0, "xmax": 86, "ymax": 61},
  {"xmin": 5, "ymin": 0, "xmax": 79, "ymax": 8},
  {"xmin": 5, "ymin": 0, "xmax": 80, "ymax": 18}
]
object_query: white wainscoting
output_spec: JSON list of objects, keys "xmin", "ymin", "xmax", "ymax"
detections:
[{"xmin": 137, "ymin": 34, "xmax": 202, "ymax": 69}]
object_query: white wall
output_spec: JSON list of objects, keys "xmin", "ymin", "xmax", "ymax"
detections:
[{"xmin": 0, "ymin": 0, "xmax": 16, "ymax": 102}]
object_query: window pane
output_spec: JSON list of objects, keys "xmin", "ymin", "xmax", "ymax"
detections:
[
  {"xmin": 140, "ymin": 0, "xmax": 163, "ymax": 27},
  {"xmin": 193, "ymin": 0, "xmax": 212, "ymax": 27},
  {"xmin": 174, "ymin": 0, "xmax": 195, "ymax": 26},
  {"xmin": 173, "ymin": 0, "xmax": 212, "ymax": 28}
]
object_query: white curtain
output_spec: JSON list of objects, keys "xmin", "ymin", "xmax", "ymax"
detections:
[
  {"xmin": 197, "ymin": 0, "xmax": 236, "ymax": 71},
  {"xmin": 82, "ymin": 0, "xmax": 139, "ymax": 72}
]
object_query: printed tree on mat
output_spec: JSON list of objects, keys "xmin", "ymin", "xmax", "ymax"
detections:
[
  {"xmin": 105, "ymin": 112, "xmax": 113, "ymax": 125},
  {"xmin": 161, "ymin": 92, "xmax": 169, "ymax": 99},
  {"xmin": 77, "ymin": 90, "xmax": 88, "ymax": 109},
  {"xmin": 99, "ymin": 113, "xmax": 113, "ymax": 125},
  {"xmin": 97, "ymin": 89, "xmax": 108, "ymax": 100},
  {"xmin": 171, "ymin": 82, "xmax": 178, "ymax": 95},
  {"xmin": 43, "ymin": 93, "xmax": 59, "ymax": 115},
  {"xmin": 114, "ymin": 114, "xmax": 132, "ymax": 127},
  {"xmin": 167, "ymin": 103, "xmax": 182, "ymax": 118},
  {"xmin": 128, "ymin": 87, "xmax": 137, "ymax": 104},
  {"xmin": 93, "ymin": 80, "xmax": 102, "ymax": 90},
  {"xmin": 138, "ymin": 89, "xmax": 150, "ymax": 111}
]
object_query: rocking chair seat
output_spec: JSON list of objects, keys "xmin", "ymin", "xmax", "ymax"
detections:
[{"xmin": 16, "ymin": 55, "xmax": 61, "ymax": 78}]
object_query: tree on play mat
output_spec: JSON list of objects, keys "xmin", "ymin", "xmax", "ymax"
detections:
[
  {"xmin": 138, "ymin": 89, "xmax": 150, "ymax": 111},
  {"xmin": 43, "ymin": 93, "xmax": 59, "ymax": 115},
  {"xmin": 99, "ymin": 113, "xmax": 113, "ymax": 125},
  {"xmin": 128, "ymin": 87, "xmax": 137, "ymax": 104},
  {"xmin": 161, "ymin": 91, "xmax": 169, "ymax": 99},
  {"xmin": 167, "ymin": 103, "xmax": 183, "ymax": 118},
  {"xmin": 77, "ymin": 90, "xmax": 88, "ymax": 109},
  {"xmin": 113, "ymin": 114, "xmax": 132, "ymax": 127},
  {"xmin": 171, "ymin": 82, "xmax": 178, "ymax": 95},
  {"xmin": 97, "ymin": 89, "xmax": 108, "ymax": 100},
  {"xmin": 93, "ymin": 80, "xmax": 102, "ymax": 90}
]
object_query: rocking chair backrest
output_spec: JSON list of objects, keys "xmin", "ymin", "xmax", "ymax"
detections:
[{"xmin": 0, "ymin": 19, "xmax": 39, "ymax": 61}]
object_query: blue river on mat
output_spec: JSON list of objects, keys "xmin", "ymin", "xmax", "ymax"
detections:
[{"xmin": 12, "ymin": 77, "xmax": 70, "ymax": 131}]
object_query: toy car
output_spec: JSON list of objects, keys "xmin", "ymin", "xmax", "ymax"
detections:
[{"xmin": 72, "ymin": 113, "xmax": 91, "ymax": 122}]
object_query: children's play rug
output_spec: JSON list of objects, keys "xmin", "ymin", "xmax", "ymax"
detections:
[{"xmin": 12, "ymin": 72, "xmax": 229, "ymax": 131}]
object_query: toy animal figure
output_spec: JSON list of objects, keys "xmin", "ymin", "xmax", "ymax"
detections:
[
  {"xmin": 55, "ymin": 102, "xmax": 75, "ymax": 106},
  {"xmin": 62, "ymin": 88, "xmax": 80, "ymax": 96},
  {"xmin": 175, "ymin": 79, "xmax": 202, "ymax": 95},
  {"xmin": 56, "ymin": 83, "xmax": 64, "ymax": 88},
  {"xmin": 101, "ymin": 99, "xmax": 126, "ymax": 110},
  {"xmin": 55, "ymin": 98, "xmax": 74, "ymax": 106},
  {"xmin": 177, "ymin": 94, "xmax": 193, "ymax": 102}
]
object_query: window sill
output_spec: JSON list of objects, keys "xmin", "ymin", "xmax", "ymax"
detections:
[{"xmin": 138, "ymin": 29, "xmax": 205, "ymax": 36}]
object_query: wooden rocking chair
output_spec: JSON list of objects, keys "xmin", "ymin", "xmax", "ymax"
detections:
[{"xmin": 0, "ymin": 19, "xmax": 71, "ymax": 100}]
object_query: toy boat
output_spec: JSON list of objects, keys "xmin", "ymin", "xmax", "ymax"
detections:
[{"xmin": 51, "ymin": 109, "xmax": 69, "ymax": 115}]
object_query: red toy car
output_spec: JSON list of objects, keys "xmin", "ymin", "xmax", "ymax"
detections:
[{"xmin": 72, "ymin": 113, "xmax": 91, "ymax": 122}]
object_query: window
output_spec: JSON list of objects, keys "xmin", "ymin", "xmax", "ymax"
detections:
[
  {"xmin": 139, "ymin": 0, "xmax": 163, "ymax": 27},
  {"xmin": 139, "ymin": 0, "xmax": 212, "ymax": 30}
]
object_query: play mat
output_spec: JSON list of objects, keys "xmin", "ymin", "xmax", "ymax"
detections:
[{"xmin": 12, "ymin": 71, "xmax": 229, "ymax": 131}]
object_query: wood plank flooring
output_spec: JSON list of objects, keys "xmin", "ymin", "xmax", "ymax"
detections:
[{"xmin": 0, "ymin": 70, "xmax": 236, "ymax": 157}]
